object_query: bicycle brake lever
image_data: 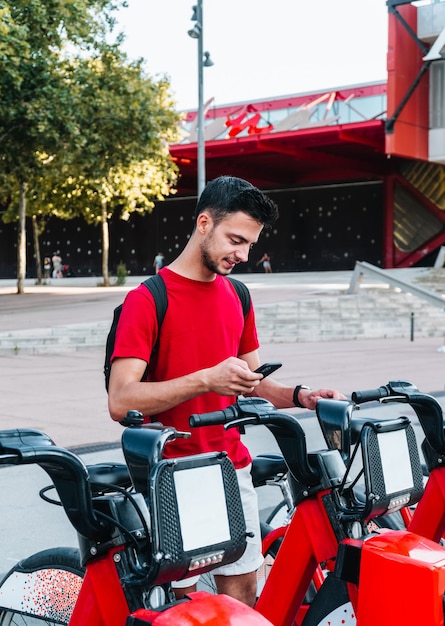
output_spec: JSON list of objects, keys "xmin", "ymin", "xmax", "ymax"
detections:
[
  {"xmin": 380, "ymin": 395, "xmax": 409, "ymax": 404},
  {"xmin": 143, "ymin": 423, "xmax": 191, "ymax": 439},
  {"xmin": 224, "ymin": 417, "xmax": 259, "ymax": 431},
  {"xmin": 174, "ymin": 431, "xmax": 192, "ymax": 439}
]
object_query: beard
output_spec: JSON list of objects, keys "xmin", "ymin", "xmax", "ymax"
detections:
[
  {"xmin": 200, "ymin": 231, "xmax": 232, "ymax": 275},
  {"xmin": 201, "ymin": 244, "xmax": 227, "ymax": 275}
]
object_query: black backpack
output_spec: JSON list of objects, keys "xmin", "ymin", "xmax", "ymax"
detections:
[{"xmin": 104, "ymin": 274, "xmax": 251, "ymax": 391}]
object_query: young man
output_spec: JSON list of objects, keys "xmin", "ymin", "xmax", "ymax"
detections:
[{"xmin": 108, "ymin": 176, "xmax": 345, "ymax": 606}]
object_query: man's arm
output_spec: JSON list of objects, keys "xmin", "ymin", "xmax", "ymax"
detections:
[
  {"xmin": 240, "ymin": 351, "xmax": 346, "ymax": 410},
  {"xmin": 108, "ymin": 355, "xmax": 263, "ymax": 422}
]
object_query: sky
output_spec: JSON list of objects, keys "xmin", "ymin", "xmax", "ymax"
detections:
[{"xmin": 114, "ymin": 0, "xmax": 389, "ymax": 112}]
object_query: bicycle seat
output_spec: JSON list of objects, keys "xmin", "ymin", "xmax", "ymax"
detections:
[
  {"xmin": 87, "ymin": 462, "xmax": 132, "ymax": 494},
  {"xmin": 251, "ymin": 453, "xmax": 287, "ymax": 487}
]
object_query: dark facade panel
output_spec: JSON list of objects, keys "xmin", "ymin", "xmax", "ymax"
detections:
[
  {"xmin": 0, "ymin": 182, "xmax": 383, "ymax": 278},
  {"xmin": 259, "ymin": 182, "xmax": 384, "ymax": 273}
]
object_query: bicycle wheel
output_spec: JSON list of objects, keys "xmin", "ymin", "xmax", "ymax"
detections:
[
  {"xmin": 265, "ymin": 499, "xmax": 288, "ymax": 528},
  {"xmin": 301, "ymin": 573, "xmax": 356, "ymax": 626},
  {"xmin": 0, "ymin": 547, "xmax": 84, "ymax": 625},
  {"xmin": 256, "ymin": 521, "xmax": 283, "ymax": 597}
]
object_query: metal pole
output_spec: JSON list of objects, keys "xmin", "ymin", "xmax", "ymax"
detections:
[{"xmin": 197, "ymin": 0, "xmax": 205, "ymax": 198}]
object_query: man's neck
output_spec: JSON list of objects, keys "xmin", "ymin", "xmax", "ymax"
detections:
[{"xmin": 168, "ymin": 248, "xmax": 216, "ymax": 283}]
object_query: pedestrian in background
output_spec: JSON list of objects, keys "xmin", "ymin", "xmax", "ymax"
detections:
[
  {"xmin": 257, "ymin": 252, "xmax": 272, "ymax": 273},
  {"xmin": 43, "ymin": 257, "xmax": 51, "ymax": 280},
  {"xmin": 52, "ymin": 252, "xmax": 63, "ymax": 278},
  {"xmin": 153, "ymin": 252, "xmax": 164, "ymax": 274}
]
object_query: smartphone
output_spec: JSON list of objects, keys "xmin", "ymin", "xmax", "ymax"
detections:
[{"xmin": 254, "ymin": 362, "xmax": 282, "ymax": 378}]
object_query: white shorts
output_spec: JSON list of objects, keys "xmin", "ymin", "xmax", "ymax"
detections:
[{"xmin": 172, "ymin": 463, "xmax": 263, "ymax": 589}]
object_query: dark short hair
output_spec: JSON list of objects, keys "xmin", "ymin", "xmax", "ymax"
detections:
[{"xmin": 194, "ymin": 176, "xmax": 279, "ymax": 229}]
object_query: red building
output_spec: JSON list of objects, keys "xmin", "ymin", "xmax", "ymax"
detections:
[
  {"xmin": 1, "ymin": 0, "xmax": 444, "ymax": 277},
  {"xmin": 166, "ymin": 0, "xmax": 445, "ymax": 272}
]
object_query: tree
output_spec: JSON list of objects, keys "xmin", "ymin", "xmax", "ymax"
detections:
[
  {"xmin": 0, "ymin": 0, "xmax": 129, "ymax": 293},
  {"xmin": 66, "ymin": 47, "xmax": 180, "ymax": 286},
  {"xmin": 31, "ymin": 47, "xmax": 181, "ymax": 285}
]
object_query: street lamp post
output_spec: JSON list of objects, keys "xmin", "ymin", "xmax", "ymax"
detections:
[{"xmin": 188, "ymin": 1, "xmax": 213, "ymax": 198}]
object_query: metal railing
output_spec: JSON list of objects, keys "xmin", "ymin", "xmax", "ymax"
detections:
[
  {"xmin": 347, "ymin": 261, "xmax": 445, "ymax": 309},
  {"xmin": 434, "ymin": 246, "xmax": 445, "ymax": 269}
]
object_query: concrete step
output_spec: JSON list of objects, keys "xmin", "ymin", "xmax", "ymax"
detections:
[
  {"xmin": 1, "ymin": 286, "xmax": 444, "ymax": 354},
  {"xmin": 253, "ymin": 289, "xmax": 445, "ymax": 342},
  {"xmin": 0, "ymin": 322, "xmax": 110, "ymax": 354}
]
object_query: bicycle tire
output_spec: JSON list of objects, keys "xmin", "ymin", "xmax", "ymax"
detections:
[
  {"xmin": 0, "ymin": 547, "xmax": 84, "ymax": 626},
  {"xmin": 256, "ymin": 521, "xmax": 282, "ymax": 597},
  {"xmin": 265, "ymin": 499, "xmax": 288, "ymax": 527},
  {"xmin": 301, "ymin": 573, "xmax": 356, "ymax": 626}
]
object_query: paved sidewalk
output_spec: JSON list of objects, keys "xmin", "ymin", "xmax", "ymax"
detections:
[
  {"xmin": 0, "ymin": 268, "xmax": 426, "ymax": 332},
  {"xmin": 1, "ymin": 339, "xmax": 443, "ymax": 450},
  {"xmin": 0, "ymin": 270, "xmax": 444, "ymax": 450},
  {"xmin": 1, "ymin": 271, "xmax": 445, "ymax": 573}
]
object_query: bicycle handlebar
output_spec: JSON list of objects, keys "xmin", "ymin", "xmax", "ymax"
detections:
[
  {"xmin": 0, "ymin": 429, "xmax": 110, "ymax": 540},
  {"xmin": 189, "ymin": 400, "xmax": 264, "ymax": 427},
  {"xmin": 351, "ymin": 380, "xmax": 420, "ymax": 404},
  {"xmin": 190, "ymin": 397, "xmax": 320, "ymax": 487},
  {"xmin": 0, "ymin": 422, "xmax": 185, "ymax": 541},
  {"xmin": 351, "ymin": 380, "xmax": 445, "ymax": 456}
]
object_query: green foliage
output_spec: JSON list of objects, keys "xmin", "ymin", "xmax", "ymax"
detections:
[
  {"xmin": 115, "ymin": 262, "xmax": 127, "ymax": 285},
  {"xmin": 0, "ymin": 0, "xmax": 182, "ymax": 288},
  {"xmin": 0, "ymin": 2, "xmax": 180, "ymax": 216},
  {"xmin": 0, "ymin": 5, "xmax": 30, "ymax": 92},
  {"xmin": 0, "ymin": 0, "xmax": 122, "ymax": 179},
  {"xmin": 36, "ymin": 47, "xmax": 181, "ymax": 224}
]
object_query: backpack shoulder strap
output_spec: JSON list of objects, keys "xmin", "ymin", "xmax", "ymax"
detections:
[
  {"xmin": 104, "ymin": 274, "xmax": 168, "ymax": 392},
  {"xmin": 141, "ymin": 273, "xmax": 168, "ymax": 364},
  {"xmin": 132, "ymin": 274, "xmax": 168, "ymax": 386},
  {"xmin": 141, "ymin": 273, "xmax": 168, "ymax": 329},
  {"xmin": 226, "ymin": 276, "xmax": 251, "ymax": 318}
]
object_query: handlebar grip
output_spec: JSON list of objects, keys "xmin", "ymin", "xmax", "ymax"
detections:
[
  {"xmin": 189, "ymin": 410, "xmax": 227, "ymax": 427},
  {"xmin": 352, "ymin": 386, "xmax": 390, "ymax": 404},
  {"xmin": 189, "ymin": 404, "xmax": 238, "ymax": 428}
]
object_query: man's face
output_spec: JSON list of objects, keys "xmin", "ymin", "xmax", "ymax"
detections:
[{"xmin": 199, "ymin": 211, "xmax": 263, "ymax": 275}]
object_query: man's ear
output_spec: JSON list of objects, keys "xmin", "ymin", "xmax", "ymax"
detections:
[{"xmin": 196, "ymin": 211, "xmax": 212, "ymax": 234}]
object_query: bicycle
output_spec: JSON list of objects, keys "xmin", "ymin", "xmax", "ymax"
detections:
[
  {"xmin": 197, "ymin": 453, "xmax": 291, "ymax": 596},
  {"xmin": 252, "ymin": 453, "xmax": 294, "ymax": 528},
  {"xmin": 349, "ymin": 380, "xmax": 445, "ymax": 542},
  {"xmin": 0, "ymin": 416, "xmax": 273, "ymax": 626},
  {"xmin": 3, "ymin": 391, "xmax": 444, "ymax": 626},
  {"xmin": 189, "ymin": 395, "xmax": 445, "ymax": 625}
]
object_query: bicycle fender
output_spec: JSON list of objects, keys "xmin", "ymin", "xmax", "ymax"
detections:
[
  {"xmin": 0, "ymin": 548, "xmax": 83, "ymax": 623},
  {"xmin": 130, "ymin": 591, "xmax": 273, "ymax": 625},
  {"xmin": 357, "ymin": 530, "xmax": 445, "ymax": 626}
]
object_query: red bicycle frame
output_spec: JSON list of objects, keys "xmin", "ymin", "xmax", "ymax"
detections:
[
  {"xmin": 256, "ymin": 492, "xmax": 338, "ymax": 625},
  {"xmin": 0, "ymin": 426, "xmax": 273, "ymax": 626},
  {"xmin": 409, "ymin": 468, "xmax": 445, "ymax": 541},
  {"xmin": 191, "ymin": 396, "xmax": 445, "ymax": 626},
  {"xmin": 69, "ymin": 546, "xmax": 272, "ymax": 626}
]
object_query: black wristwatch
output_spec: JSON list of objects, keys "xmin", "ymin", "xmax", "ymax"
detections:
[{"xmin": 293, "ymin": 385, "xmax": 311, "ymax": 408}]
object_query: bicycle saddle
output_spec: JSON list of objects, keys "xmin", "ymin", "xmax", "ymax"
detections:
[
  {"xmin": 251, "ymin": 453, "xmax": 287, "ymax": 487},
  {"xmin": 87, "ymin": 462, "xmax": 132, "ymax": 494}
]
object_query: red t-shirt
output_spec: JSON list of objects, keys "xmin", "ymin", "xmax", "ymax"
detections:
[{"xmin": 112, "ymin": 267, "xmax": 259, "ymax": 468}]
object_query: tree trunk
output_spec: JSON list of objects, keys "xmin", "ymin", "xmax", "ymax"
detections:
[
  {"xmin": 102, "ymin": 199, "xmax": 110, "ymax": 287},
  {"xmin": 16, "ymin": 181, "xmax": 28, "ymax": 294},
  {"xmin": 32, "ymin": 215, "xmax": 43, "ymax": 285}
]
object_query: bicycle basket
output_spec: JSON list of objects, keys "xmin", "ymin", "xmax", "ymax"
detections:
[{"xmin": 146, "ymin": 452, "xmax": 247, "ymax": 585}]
